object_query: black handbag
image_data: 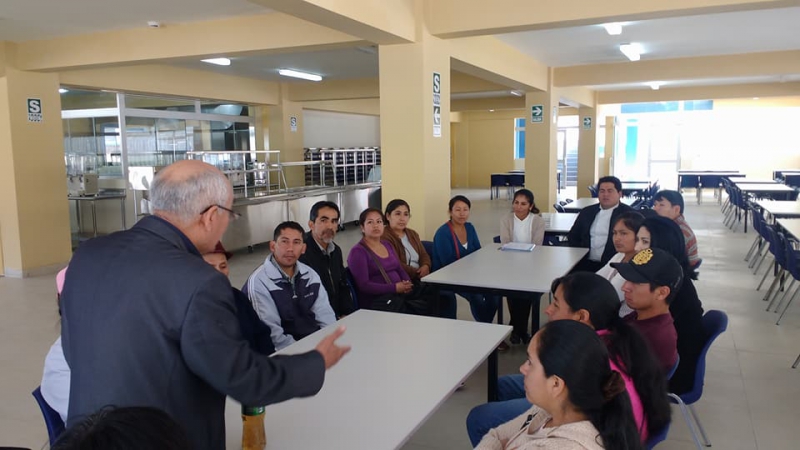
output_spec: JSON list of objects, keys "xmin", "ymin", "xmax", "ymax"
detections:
[{"xmin": 359, "ymin": 241, "xmax": 407, "ymax": 313}]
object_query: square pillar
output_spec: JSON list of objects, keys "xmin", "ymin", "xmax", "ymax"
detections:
[
  {"xmin": 268, "ymin": 86, "xmax": 305, "ymax": 188},
  {"xmin": 0, "ymin": 64, "xmax": 71, "ymax": 277},
  {"xmin": 379, "ymin": 32, "xmax": 450, "ymax": 238},
  {"xmin": 577, "ymin": 106, "xmax": 598, "ymax": 194},
  {"xmin": 524, "ymin": 85, "xmax": 558, "ymax": 211}
]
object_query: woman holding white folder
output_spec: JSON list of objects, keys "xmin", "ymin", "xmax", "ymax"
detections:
[{"xmin": 499, "ymin": 189, "xmax": 546, "ymax": 345}]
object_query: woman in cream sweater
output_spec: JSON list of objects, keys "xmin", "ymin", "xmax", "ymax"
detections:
[{"xmin": 499, "ymin": 189, "xmax": 546, "ymax": 344}]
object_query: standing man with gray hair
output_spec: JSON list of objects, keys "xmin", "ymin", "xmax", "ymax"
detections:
[{"xmin": 61, "ymin": 160, "xmax": 350, "ymax": 450}]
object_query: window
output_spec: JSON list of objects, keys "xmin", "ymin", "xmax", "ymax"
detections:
[{"xmin": 514, "ymin": 118, "xmax": 526, "ymax": 159}]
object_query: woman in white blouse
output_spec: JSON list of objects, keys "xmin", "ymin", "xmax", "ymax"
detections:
[
  {"xmin": 499, "ymin": 189, "xmax": 546, "ymax": 345},
  {"xmin": 595, "ymin": 211, "xmax": 645, "ymax": 317}
]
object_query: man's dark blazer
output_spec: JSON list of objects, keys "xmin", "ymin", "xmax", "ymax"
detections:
[
  {"xmin": 61, "ymin": 216, "xmax": 325, "ymax": 450},
  {"xmin": 567, "ymin": 202, "xmax": 634, "ymax": 265}
]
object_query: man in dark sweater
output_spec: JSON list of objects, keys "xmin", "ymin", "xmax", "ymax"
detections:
[
  {"xmin": 612, "ymin": 247, "xmax": 682, "ymax": 373},
  {"xmin": 299, "ymin": 201, "xmax": 355, "ymax": 317},
  {"xmin": 567, "ymin": 176, "xmax": 633, "ymax": 272}
]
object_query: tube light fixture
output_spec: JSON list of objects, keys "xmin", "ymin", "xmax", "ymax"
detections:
[
  {"xmin": 619, "ymin": 43, "xmax": 642, "ymax": 61},
  {"xmin": 646, "ymin": 82, "xmax": 662, "ymax": 90},
  {"xmin": 278, "ymin": 69, "xmax": 323, "ymax": 82},
  {"xmin": 510, "ymin": 90, "xmax": 524, "ymax": 97},
  {"xmin": 603, "ymin": 23, "xmax": 623, "ymax": 35},
  {"xmin": 58, "ymin": 88, "xmax": 69, "ymax": 94},
  {"xmin": 201, "ymin": 58, "xmax": 231, "ymax": 66}
]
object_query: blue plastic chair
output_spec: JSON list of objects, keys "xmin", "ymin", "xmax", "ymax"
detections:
[
  {"xmin": 774, "ymin": 236, "xmax": 800, "ymax": 324},
  {"xmin": 587, "ymin": 185, "xmax": 598, "ymax": 198},
  {"xmin": 344, "ymin": 268, "xmax": 360, "ymax": 311},
  {"xmin": 493, "ymin": 235, "xmax": 501, "ymax": 244},
  {"xmin": 32, "ymin": 386, "xmax": 64, "ymax": 445},
  {"xmin": 422, "ymin": 240, "xmax": 434, "ymax": 260},
  {"xmin": 645, "ymin": 355, "xmax": 681, "ymax": 448},
  {"xmin": 668, "ymin": 310, "xmax": 729, "ymax": 449}
]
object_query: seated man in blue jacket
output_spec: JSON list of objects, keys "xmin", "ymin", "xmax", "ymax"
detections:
[{"xmin": 245, "ymin": 221, "xmax": 337, "ymax": 350}]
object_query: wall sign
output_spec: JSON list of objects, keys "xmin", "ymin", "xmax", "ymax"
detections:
[
  {"xmin": 27, "ymin": 98, "xmax": 42, "ymax": 123},
  {"xmin": 583, "ymin": 116, "xmax": 593, "ymax": 130},
  {"xmin": 290, "ymin": 116, "xmax": 298, "ymax": 132},
  {"xmin": 530, "ymin": 104, "xmax": 543, "ymax": 123},
  {"xmin": 433, "ymin": 72, "xmax": 442, "ymax": 137}
]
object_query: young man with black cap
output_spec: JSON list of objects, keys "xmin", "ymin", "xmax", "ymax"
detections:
[{"xmin": 611, "ymin": 247, "xmax": 682, "ymax": 372}]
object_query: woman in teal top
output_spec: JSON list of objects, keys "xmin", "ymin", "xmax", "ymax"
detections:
[{"xmin": 432, "ymin": 195, "xmax": 499, "ymax": 322}]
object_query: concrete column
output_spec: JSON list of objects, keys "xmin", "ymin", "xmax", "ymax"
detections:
[
  {"xmin": 577, "ymin": 106, "xmax": 598, "ymax": 195},
  {"xmin": 524, "ymin": 82, "xmax": 558, "ymax": 211},
  {"xmin": 0, "ymin": 61, "xmax": 72, "ymax": 277},
  {"xmin": 379, "ymin": 32, "xmax": 450, "ymax": 238},
  {"xmin": 268, "ymin": 86, "xmax": 305, "ymax": 187},
  {"xmin": 602, "ymin": 116, "xmax": 616, "ymax": 178}
]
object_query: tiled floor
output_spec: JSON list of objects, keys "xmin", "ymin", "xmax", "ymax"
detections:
[{"xmin": 2, "ymin": 188, "xmax": 800, "ymax": 449}]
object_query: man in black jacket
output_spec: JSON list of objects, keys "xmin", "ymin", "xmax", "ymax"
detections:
[
  {"xmin": 300, "ymin": 201, "xmax": 355, "ymax": 317},
  {"xmin": 61, "ymin": 161, "xmax": 350, "ymax": 450},
  {"xmin": 567, "ymin": 176, "xmax": 633, "ymax": 272}
]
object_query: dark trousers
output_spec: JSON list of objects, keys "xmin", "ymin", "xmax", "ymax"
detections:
[
  {"xmin": 507, "ymin": 293, "xmax": 543, "ymax": 337},
  {"xmin": 569, "ymin": 256, "xmax": 605, "ymax": 274}
]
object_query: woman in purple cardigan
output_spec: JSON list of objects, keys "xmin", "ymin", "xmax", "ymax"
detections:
[{"xmin": 347, "ymin": 208, "xmax": 429, "ymax": 314}]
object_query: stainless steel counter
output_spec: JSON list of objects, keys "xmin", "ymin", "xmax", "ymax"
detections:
[{"xmin": 224, "ymin": 183, "xmax": 381, "ymax": 251}]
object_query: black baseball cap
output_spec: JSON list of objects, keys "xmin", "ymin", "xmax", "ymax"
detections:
[{"xmin": 610, "ymin": 248, "xmax": 683, "ymax": 292}]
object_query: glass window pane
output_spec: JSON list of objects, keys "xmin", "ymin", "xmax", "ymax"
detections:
[
  {"xmin": 200, "ymin": 102, "xmax": 250, "ymax": 116},
  {"xmin": 125, "ymin": 94, "xmax": 195, "ymax": 112},
  {"xmin": 557, "ymin": 115, "xmax": 579, "ymax": 128},
  {"xmin": 61, "ymin": 89, "xmax": 118, "ymax": 110}
]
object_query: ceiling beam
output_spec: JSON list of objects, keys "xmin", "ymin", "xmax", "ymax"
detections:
[
  {"xmin": 13, "ymin": 13, "xmax": 364, "ymax": 72},
  {"xmin": 558, "ymin": 86, "xmax": 597, "ymax": 108},
  {"xmin": 451, "ymin": 97, "xmax": 524, "ymax": 112},
  {"xmin": 288, "ymin": 78, "xmax": 379, "ymax": 101},
  {"xmin": 449, "ymin": 36, "xmax": 549, "ymax": 91},
  {"xmin": 426, "ymin": 0, "xmax": 799, "ymax": 38},
  {"xmin": 59, "ymin": 65, "xmax": 281, "ymax": 105},
  {"xmin": 597, "ymin": 81, "xmax": 800, "ymax": 104},
  {"xmin": 555, "ymin": 50, "xmax": 800, "ymax": 87},
  {"xmin": 251, "ymin": 0, "xmax": 416, "ymax": 44}
]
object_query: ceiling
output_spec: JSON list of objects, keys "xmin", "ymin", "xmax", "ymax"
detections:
[
  {"xmin": 497, "ymin": 7, "xmax": 800, "ymax": 67},
  {"xmin": 171, "ymin": 47, "xmax": 379, "ymax": 82},
  {"xmin": 591, "ymin": 75, "xmax": 800, "ymax": 92},
  {"xmin": 0, "ymin": 0, "xmax": 268, "ymax": 41}
]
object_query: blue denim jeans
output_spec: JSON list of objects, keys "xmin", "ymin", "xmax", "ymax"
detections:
[
  {"xmin": 465, "ymin": 374, "xmax": 529, "ymax": 447},
  {"xmin": 439, "ymin": 291, "xmax": 500, "ymax": 323}
]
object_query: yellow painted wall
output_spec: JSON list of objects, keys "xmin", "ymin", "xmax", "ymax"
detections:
[
  {"xmin": 0, "ymin": 68, "xmax": 71, "ymax": 276},
  {"xmin": 303, "ymin": 98, "xmax": 380, "ymax": 116}
]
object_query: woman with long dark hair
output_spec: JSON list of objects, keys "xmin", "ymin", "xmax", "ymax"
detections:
[
  {"xmin": 475, "ymin": 320, "xmax": 644, "ymax": 450},
  {"xmin": 383, "ymin": 199, "xmax": 432, "ymax": 281},
  {"xmin": 596, "ymin": 211, "xmax": 645, "ymax": 316},
  {"xmin": 499, "ymin": 189, "xmax": 546, "ymax": 344},
  {"xmin": 433, "ymin": 195, "xmax": 499, "ymax": 322},
  {"xmin": 636, "ymin": 216, "xmax": 704, "ymax": 395},
  {"xmin": 467, "ymin": 273, "xmax": 670, "ymax": 446}
]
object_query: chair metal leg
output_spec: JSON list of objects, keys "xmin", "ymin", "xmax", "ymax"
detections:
[
  {"xmin": 749, "ymin": 243, "xmax": 767, "ymax": 270},
  {"xmin": 792, "ymin": 353, "xmax": 800, "ymax": 369},
  {"xmin": 669, "ymin": 394, "xmax": 704, "ymax": 450},
  {"xmin": 688, "ymin": 404, "xmax": 712, "ymax": 447},
  {"xmin": 762, "ymin": 268, "xmax": 785, "ymax": 301},
  {"xmin": 776, "ymin": 287, "xmax": 800, "ymax": 325},
  {"xmin": 745, "ymin": 236, "xmax": 761, "ymax": 262},
  {"xmin": 753, "ymin": 250, "xmax": 769, "ymax": 275},
  {"xmin": 769, "ymin": 279, "xmax": 795, "ymax": 312},
  {"xmin": 756, "ymin": 260, "xmax": 775, "ymax": 290}
]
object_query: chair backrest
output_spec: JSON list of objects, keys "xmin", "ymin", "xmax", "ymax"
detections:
[
  {"xmin": 587, "ymin": 185, "xmax": 598, "ymax": 198},
  {"xmin": 666, "ymin": 354, "xmax": 681, "ymax": 380},
  {"xmin": 422, "ymin": 240, "xmax": 434, "ymax": 259},
  {"xmin": 565, "ymin": 198, "xmax": 574, "ymax": 204},
  {"xmin": 553, "ymin": 203, "xmax": 565, "ymax": 213},
  {"xmin": 694, "ymin": 258, "xmax": 703, "ymax": 271},
  {"xmin": 343, "ymin": 268, "xmax": 360, "ymax": 311},
  {"xmin": 32, "ymin": 386, "xmax": 64, "ymax": 445},
  {"xmin": 493, "ymin": 235, "xmax": 501, "ymax": 244},
  {"xmin": 645, "ymin": 423, "xmax": 671, "ymax": 449},
  {"xmin": 681, "ymin": 310, "xmax": 729, "ymax": 404}
]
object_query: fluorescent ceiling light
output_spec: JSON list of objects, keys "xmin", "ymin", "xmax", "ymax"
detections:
[
  {"xmin": 278, "ymin": 69, "xmax": 323, "ymax": 82},
  {"xmin": 201, "ymin": 58, "xmax": 231, "ymax": 66},
  {"xmin": 510, "ymin": 90, "xmax": 524, "ymax": 97},
  {"xmin": 603, "ymin": 23, "xmax": 623, "ymax": 35},
  {"xmin": 58, "ymin": 88, "xmax": 69, "ymax": 94},
  {"xmin": 489, "ymin": 109, "xmax": 495, "ymax": 112},
  {"xmin": 619, "ymin": 43, "xmax": 642, "ymax": 61},
  {"xmin": 647, "ymin": 81, "xmax": 662, "ymax": 90}
]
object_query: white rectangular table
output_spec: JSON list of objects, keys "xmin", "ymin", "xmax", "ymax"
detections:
[
  {"xmin": 224, "ymin": 310, "xmax": 511, "ymax": 450},
  {"xmin": 777, "ymin": 219, "xmax": 800, "ymax": 240},
  {"xmin": 733, "ymin": 179, "xmax": 780, "ymax": 185},
  {"xmin": 756, "ymin": 200, "xmax": 800, "ymax": 219},
  {"xmin": 542, "ymin": 212, "xmax": 578, "ymax": 235}
]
